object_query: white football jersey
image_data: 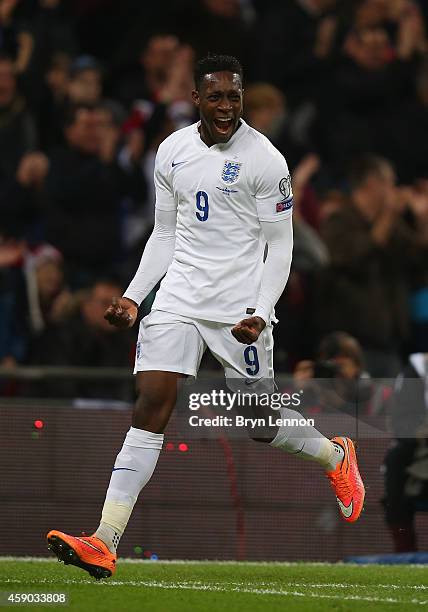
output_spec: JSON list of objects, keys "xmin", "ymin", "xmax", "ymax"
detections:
[{"xmin": 150, "ymin": 119, "xmax": 293, "ymax": 324}]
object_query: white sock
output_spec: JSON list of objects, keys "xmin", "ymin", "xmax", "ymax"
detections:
[
  {"xmin": 94, "ymin": 427, "xmax": 164, "ymax": 553},
  {"xmin": 270, "ymin": 408, "xmax": 344, "ymax": 471}
]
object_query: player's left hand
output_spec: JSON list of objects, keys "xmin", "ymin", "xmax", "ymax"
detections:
[{"xmin": 231, "ymin": 316, "xmax": 266, "ymax": 344}]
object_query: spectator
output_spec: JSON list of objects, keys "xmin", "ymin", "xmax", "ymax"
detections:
[
  {"xmin": 404, "ymin": 180, "xmax": 428, "ymax": 353},
  {"xmin": 318, "ymin": 189, "xmax": 347, "ymax": 223},
  {"xmin": 0, "ymin": 151, "xmax": 48, "ymax": 242},
  {"xmin": 383, "ymin": 352, "xmax": 428, "ymax": 552},
  {"xmin": 18, "ymin": 0, "xmax": 77, "ymax": 111},
  {"xmin": 104, "ymin": 98, "xmax": 148, "ymax": 271},
  {"xmin": 0, "ymin": 56, "xmax": 42, "ymax": 244},
  {"xmin": 0, "ymin": 242, "xmax": 72, "ymax": 370},
  {"xmin": 44, "ymin": 103, "xmax": 139, "ymax": 287},
  {"xmin": 0, "ymin": 236, "xmax": 26, "ymax": 367},
  {"xmin": 115, "ymin": 35, "xmax": 195, "ymax": 148},
  {"xmin": 28, "ymin": 278, "xmax": 136, "ymax": 400},
  {"xmin": 292, "ymin": 331, "xmax": 377, "ymax": 417},
  {"xmin": 68, "ymin": 55, "xmax": 103, "ymax": 105},
  {"xmin": 0, "ymin": 0, "xmax": 34, "ymax": 74},
  {"xmin": 23, "ymin": 244, "xmax": 72, "ymax": 332},
  {"xmin": 315, "ymin": 21, "xmax": 421, "ymax": 178},
  {"xmin": 45, "ymin": 51, "xmax": 70, "ymax": 105},
  {"xmin": 37, "ymin": 51, "xmax": 71, "ymax": 150},
  {"xmin": 291, "ymin": 155, "xmax": 328, "ymax": 269},
  {"xmin": 351, "ymin": 0, "xmax": 426, "ymax": 58},
  {"xmin": 0, "ymin": 54, "xmax": 37, "ymax": 179},
  {"xmin": 114, "ymin": 33, "xmax": 180, "ymax": 109},
  {"xmin": 39, "ymin": 53, "xmax": 123, "ymax": 151},
  {"xmin": 253, "ymin": 0, "xmax": 340, "ymax": 108},
  {"xmin": 380, "ymin": 58, "xmax": 428, "ymax": 183},
  {"xmin": 317, "ymin": 154, "xmax": 428, "ymax": 377}
]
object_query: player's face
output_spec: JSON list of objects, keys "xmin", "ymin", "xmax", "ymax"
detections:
[{"xmin": 192, "ymin": 71, "xmax": 243, "ymax": 146}]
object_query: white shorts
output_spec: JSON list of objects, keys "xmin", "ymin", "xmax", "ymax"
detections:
[{"xmin": 134, "ymin": 309, "xmax": 274, "ymax": 382}]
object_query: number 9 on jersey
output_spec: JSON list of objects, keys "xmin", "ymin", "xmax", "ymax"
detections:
[{"xmin": 196, "ymin": 191, "xmax": 209, "ymax": 222}]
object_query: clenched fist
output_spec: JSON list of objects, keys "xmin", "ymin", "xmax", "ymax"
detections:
[
  {"xmin": 104, "ymin": 297, "xmax": 138, "ymax": 329},
  {"xmin": 231, "ymin": 316, "xmax": 266, "ymax": 344}
]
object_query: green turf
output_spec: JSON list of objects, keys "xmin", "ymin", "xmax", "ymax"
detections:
[{"xmin": 1, "ymin": 559, "xmax": 427, "ymax": 611}]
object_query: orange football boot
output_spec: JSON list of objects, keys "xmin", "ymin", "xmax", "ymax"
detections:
[
  {"xmin": 326, "ymin": 436, "xmax": 365, "ymax": 523},
  {"xmin": 47, "ymin": 530, "xmax": 116, "ymax": 579}
]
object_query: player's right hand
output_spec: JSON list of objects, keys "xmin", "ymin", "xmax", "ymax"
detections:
[{"xmin": 104, "ymin": 297, "xmax": 138, "ymax": 329}]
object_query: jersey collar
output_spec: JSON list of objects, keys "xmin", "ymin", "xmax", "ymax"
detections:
[{"xmin": 193, "ymin": 119, "xmax": 249, "ymax": 151}]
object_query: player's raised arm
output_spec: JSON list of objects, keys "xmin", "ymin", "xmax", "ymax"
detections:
[{"xmin": 104, "ymin": 145, "xmax": 177, "ymax": 328}]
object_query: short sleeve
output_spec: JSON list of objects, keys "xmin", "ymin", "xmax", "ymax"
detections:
[
  {"xmin": 254, "ymin": 151, "xmax": 293, "ymax": 222},
  {"xmin": 154, "ymin": 145, "xmax": 177, "ymax": 212}
]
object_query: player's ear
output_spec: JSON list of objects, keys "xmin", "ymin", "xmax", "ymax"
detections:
[{"xmin": 191, "ymin": 90, "xmax": 200, "ymax": 108}]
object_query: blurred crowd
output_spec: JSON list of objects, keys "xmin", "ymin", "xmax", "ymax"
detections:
[{"xmin": 1, "ymin": 0, "xmax": 428, "ymax": 390}]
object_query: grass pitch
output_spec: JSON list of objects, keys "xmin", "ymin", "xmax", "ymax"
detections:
[{"xmin": 1, "ymin": 558, "xmax": 427, "ymax": 611}]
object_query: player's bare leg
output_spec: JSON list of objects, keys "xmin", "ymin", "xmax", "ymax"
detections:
[
  {"xmin": 47, "ymin": 370, "xmax": 185, "ymax": 578},
  {"xmin": 131, "ymin": 371, "xmax": 184, "ymax": 432}
]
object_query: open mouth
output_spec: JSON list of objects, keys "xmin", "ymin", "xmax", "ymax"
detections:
[{"xmin": 213, "ymin": 117, "xmax": 234, "ymax": 135}]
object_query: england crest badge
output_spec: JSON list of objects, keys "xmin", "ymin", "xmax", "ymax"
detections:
[{"xmin": 221, "ymin": 160, "xmax": 242, "ymax": 184}]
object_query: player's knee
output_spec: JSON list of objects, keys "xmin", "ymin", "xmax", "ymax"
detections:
[
  {"xmin": 134, "ymin": 388, "xmax": 170, "ymax": 415},
  {"xmin": 133, "ymin": 383, "xmax": 175, "ymax": 432}
]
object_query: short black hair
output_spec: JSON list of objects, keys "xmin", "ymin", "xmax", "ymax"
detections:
[
  {"xmin": 194, "ymin": 53, "xmax": 243, "ymax": 89},
  {"xmin": 348, "ymin": 154, "xmax": 393, "ymax": 190}
]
